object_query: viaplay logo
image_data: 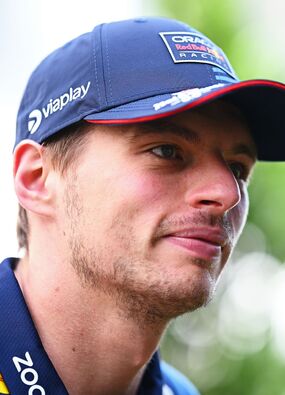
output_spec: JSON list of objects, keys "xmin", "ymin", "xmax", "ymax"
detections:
[
  {"xmin": 28, "ymin": 81, "xmax": 91, "ymax": 135},
  {"xmin": 28, "ymin": 110, "xmax": 42, "ymax": 135}
]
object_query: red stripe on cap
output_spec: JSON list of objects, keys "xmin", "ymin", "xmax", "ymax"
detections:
[{"xmin": 86, "ymin": 80, "xmax": 285, "ymax": 125}]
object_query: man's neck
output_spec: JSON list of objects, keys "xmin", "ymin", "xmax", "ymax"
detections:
[{"xmin": 14, "ymin": 255, "xmax": 167, "ymax": 395}]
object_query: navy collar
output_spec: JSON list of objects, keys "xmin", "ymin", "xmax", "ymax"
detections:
[{"xmin": 0, "ymin": 258, "xmax": 163, "ymax": 395}]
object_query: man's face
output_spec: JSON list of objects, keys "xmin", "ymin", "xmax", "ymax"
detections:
[{"xmin": 57, "ymin": 101, "xmax": 256, "ymax": 323}]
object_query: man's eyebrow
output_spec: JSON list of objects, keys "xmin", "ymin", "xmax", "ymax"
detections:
[
  {"xmin": 232, "ymin": 143, "xmax": 257, "ymax": 161},
  {"xmin": 129, "ymin": 120, "xmax": 201, "ymax": 144}
]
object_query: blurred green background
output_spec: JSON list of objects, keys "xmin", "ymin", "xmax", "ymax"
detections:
[{"xmin": 143, "ymin": 1, "xmax": 285, "ymax": 394}]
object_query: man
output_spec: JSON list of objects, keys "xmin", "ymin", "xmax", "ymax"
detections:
[{"xmin": 0, "ymin": 17, "xmax": 284, "ymax": 395}]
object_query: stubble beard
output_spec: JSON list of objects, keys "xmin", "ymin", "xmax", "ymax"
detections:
[
  {"xmin": 68, "ymin": 236, "xmax": 216, "ymax": 327},
  {"xmin": 64, "ymin": 184, "xmax": 226, "ymax": 327}
]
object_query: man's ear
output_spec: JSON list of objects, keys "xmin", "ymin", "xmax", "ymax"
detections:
[{"xmin": 13, "ymin": 140, "xmax": 55, "ymax": 217}]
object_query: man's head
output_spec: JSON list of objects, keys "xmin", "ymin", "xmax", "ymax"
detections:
[
  {"xmin": 14, "ymin": 100, "xmax": 255, "ymax": 322},
  {"xmin": 13, "ymin": 17, "xmax": 285, "ymax": 322}
]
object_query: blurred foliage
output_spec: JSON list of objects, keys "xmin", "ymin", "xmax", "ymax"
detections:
[
  {"xmin": 143, "ymin": 1, "xmax": 285, "ymax": 394},
  {"xmin": 249, "ymin": 162, "xmax": 285, "ymax": 260},
  {"xmin": 162, "ymin": 333, "xmax": 285, "ymax": 395}
]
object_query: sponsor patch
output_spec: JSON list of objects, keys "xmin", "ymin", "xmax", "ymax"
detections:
[
  {"xmin": 159, "ymin": 31, "xmax": 236, "ymax": 78},
  {"xmin": 153, "ymin": 84, "xmax": 225, "ymax": 111}
]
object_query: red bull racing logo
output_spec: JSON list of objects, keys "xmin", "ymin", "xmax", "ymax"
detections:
[{"xmin": 159, "ymin": 31, "xmax": 236, "ymax": 78}]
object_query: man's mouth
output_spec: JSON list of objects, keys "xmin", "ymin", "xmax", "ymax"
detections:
[{"xmin": 162, "ymin": 227, "xmax": 228, "ymax": 262}]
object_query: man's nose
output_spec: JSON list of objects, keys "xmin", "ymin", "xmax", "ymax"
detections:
[{"xmin": 184, "ymin": 160, "xmax": 241, "ymax": 214}]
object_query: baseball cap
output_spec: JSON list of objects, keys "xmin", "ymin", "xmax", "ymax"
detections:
[{"xmin": 16, "ymin": 17, "xmax": 285, "ymax": 160}]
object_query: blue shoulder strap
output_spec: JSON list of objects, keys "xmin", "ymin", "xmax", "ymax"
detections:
[{"xmin": 160, "ymin": 360, "xmax": 200, "ymax": 395}]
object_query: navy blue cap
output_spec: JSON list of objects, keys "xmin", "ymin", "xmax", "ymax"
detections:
[{"xmin": 16, "ymin": 17, "xmax": 285, "ymax": 160}]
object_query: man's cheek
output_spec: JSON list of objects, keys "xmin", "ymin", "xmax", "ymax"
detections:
[
  {"xmin": 111, "ymin": 174, "xmax": 173, "ymax": 243},
  {"xmin": 118, "ymin": 173, "xmax": 169, "ymax": 208}
]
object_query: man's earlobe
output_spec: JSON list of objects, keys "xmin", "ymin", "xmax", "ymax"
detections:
[{"xmin": 13, "ymin": 140, "xmax": 53, "ymax": 217}]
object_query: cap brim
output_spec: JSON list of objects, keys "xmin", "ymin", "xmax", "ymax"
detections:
[{"xmin": 85, "ymin": 79, "xmax": 285, "ymax": 161}]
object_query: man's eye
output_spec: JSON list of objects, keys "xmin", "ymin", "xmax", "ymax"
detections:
[
  {"xmin": 151, "ymin": 145, "xmax": 181, "ymax": 160},
  {"xmin": 229, "ymin": 162, "xmax": 247, "ymax": 180}
]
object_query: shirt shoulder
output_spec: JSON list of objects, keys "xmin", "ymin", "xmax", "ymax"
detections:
[{"xmin": 160, "ymin": 360, "xmax": 200, "ymax": 395}]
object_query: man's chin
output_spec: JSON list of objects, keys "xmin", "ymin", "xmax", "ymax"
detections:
[
  {"xmin": 118, "ymin": 276, "xmax": 216, "ymax": 325},
  {"xmin": 157, "ymin": 285, "xmax": 215, "ymax": 320},
  {"xmin": 146, "ymin": 260, "xmax": 217, "ymax": 318}
]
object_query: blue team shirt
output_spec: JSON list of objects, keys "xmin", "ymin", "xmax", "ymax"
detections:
[{"xmin": 0, "ymin": 258, "xmax": 199, "ymax": 395}]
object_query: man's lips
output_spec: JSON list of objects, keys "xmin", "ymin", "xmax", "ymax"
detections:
[
  {"xmin": 165, "ymin": 227, "xmax": 228, "ymax": 246},
  {"xmin": 162, "ymin": 227, "xmax": 228, "ymax": 261}
]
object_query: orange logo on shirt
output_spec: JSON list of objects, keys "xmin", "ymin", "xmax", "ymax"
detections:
[{"xmin": 0, "ymin": 373, "xmax": 9, "ymax": 394}]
